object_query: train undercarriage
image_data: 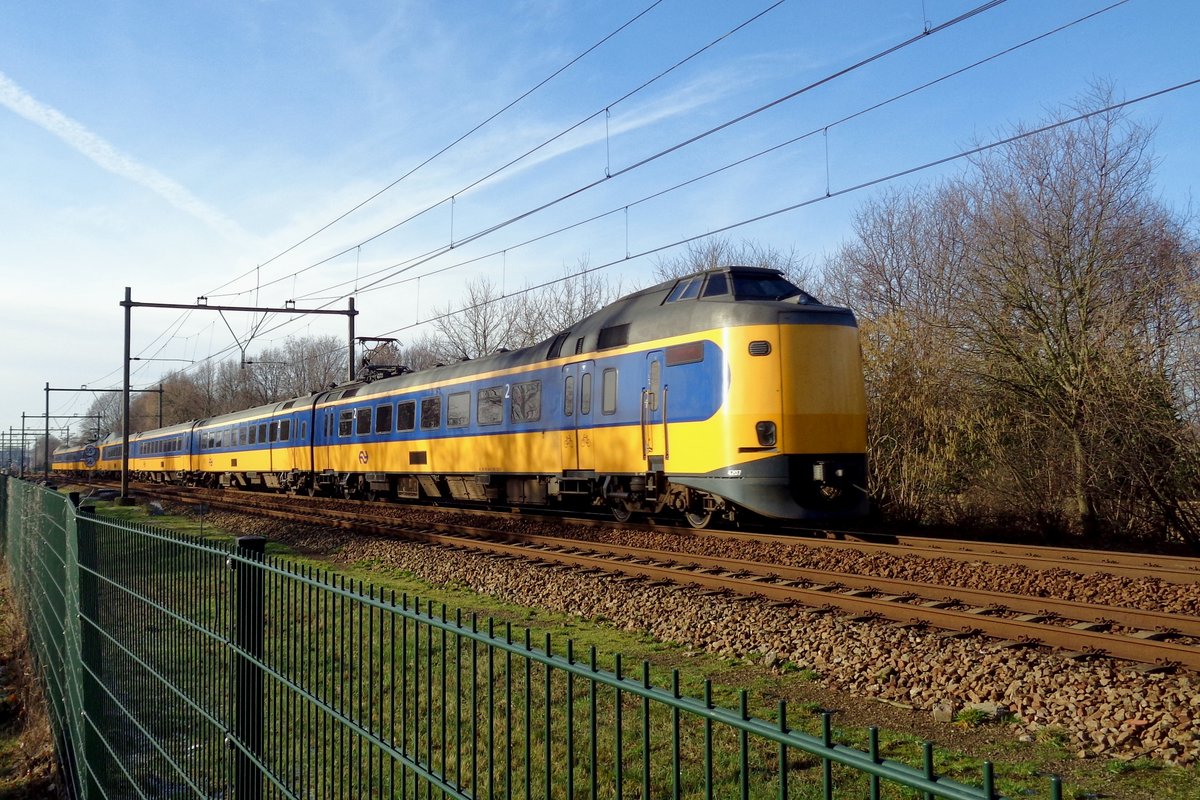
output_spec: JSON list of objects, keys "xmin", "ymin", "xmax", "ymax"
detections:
[{"xmin": 125, "ymin": 467, "xmax": 730, "ymax": 528}]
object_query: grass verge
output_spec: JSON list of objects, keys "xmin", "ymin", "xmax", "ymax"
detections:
[{"xmin": 68, "ymin": 493, "xmax": 1200, "ymax": 799}]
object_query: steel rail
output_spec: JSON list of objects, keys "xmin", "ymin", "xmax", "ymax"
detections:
[
  {"xmin": 677, "ymin": 527, "xmax": 1200, "ymax": 583},
  {"xmin": 511, "ymin": 537, "xmax": 1200, "ymax": 638}
]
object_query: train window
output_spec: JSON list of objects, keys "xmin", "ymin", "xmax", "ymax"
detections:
[
  {"xmin": 510, "ymin": 381, "xmax": 541, "ymax": 423},
  {"xmin": 356, "ymin": 407, "xmax": 372, "ymax": 436},
  {"xmin": 240, "ymin": 427, "xmax": 248, "ymax": 446},
  {"xmin": 375, "ymin": 404, "xmax": 393, "ymax": 434},
  {"xmin": 269, "ymin": 422, "xmax": 279, "ymax": 443},
  {"xmin": 259, "ymin": 423, "xmax": 268, "ymax": 442},
  {"xmin": 477, "ymin": 387, "xmax": 503, "ymax": 425},
  {"xmin": 420, "ymin": 397, "xmax": 441, "ymax": 430},
  {"xmin": 338, "ymin": 410, "xmax": 353, "ymax": 437},
  {"xmin": 299, "ymin": 421, "xmax": 307, "ymax": 440},
  {"xmin": 397, "ymin": 401, "xmax": 416, "ymax": 432},
  {"xmin": 667, "ymin": 277, "xmax": 701, "ymax": 302},
  {"xmin": 279, "ymin": 420, "xmax": 291, "ymax": 442},
  {"xmin": 702, "ymin": 273, "xmax": 730, "ymax": 297},
  {"xmin": 731, "ymin": 273, "xmax": 817, "ymax": 303},
  {"xmin": 249, "ymin": 425, "xmax": 257, "ymax": 445},
  {"xmin": 665, "ymin": 279, "xmax": 689, "ymax": 303},
  {"xmin": 547, "ymin": 331, "xmax": 570, "ymax": 360},
  {"xmin": 648, "ymin": 360, "xmax": 661, "ymax": 411},
  {"xmin": 666, "ymin": 341, "xmax": 704, "ymax": 365},
  {"xmin": 447, "ymin": 392, "xmax": 470, "ymax": 428},
  {"xmin": 597, "ymin": 324, "xmax": 630, "ymax": 350},
  {"xmin": 563, "ymin": 375, "xmax": 575, "ymax": 417},
  {"xmin": 581, "ymin": 372, "xmax": 593, "ymax": 415},
  {"xmin": 602, "ymin": 369, "xmax": 618, "ymax": 415}
]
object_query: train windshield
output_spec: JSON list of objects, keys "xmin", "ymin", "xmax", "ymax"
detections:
[{"xmin": 732, "ymin": 273, "xmax": 819, "ymax": 304}]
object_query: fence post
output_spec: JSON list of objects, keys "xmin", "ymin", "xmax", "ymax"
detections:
[
  {"xmin": 234, "ymin": 536, "xmax": 266, "ymax": 800},
  {"xmin": 77, "ymin": 502, "xmax": 105, "ymax": 798}
]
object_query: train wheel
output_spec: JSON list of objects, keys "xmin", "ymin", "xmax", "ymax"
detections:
[
  {"xmin": 610, "ymin": 501, "xmax": 633, "ymax": 524},
  {"xmin": 684, "ymin": 510, "xmax": 712, "ymax": 529}
]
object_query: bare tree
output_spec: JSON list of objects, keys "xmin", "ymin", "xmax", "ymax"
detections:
[
  {"xmin": 957, "ymin": 89, "xmax": 1196, "ymax": 539},
  {"xmin": 396, "ymin": 331, "xmax": 446, "ymax": 372},
  {"xmin": 825, "ymin": 85, "xmax": 1200, "ymax": 544},
  {"xmin": 84, "ymin": 392, "xmax": 122, "ymax": 438},
  {"xmin": 824, "ymin": 187, "xmax": 982, "ymax": 523},
  {"xmin": 511, "ymin": 258, "xmax": 623, "ymax": 343},
  {"xmin": 432, "ymin": 276, "xmax": 521, "ymax": 361}
]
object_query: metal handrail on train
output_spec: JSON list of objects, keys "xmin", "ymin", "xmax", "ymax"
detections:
[
  {"xmin": 640, "ymin": 389, "xmax": 649, "ymax": 458},
  {"xmin": 662, "ymin": 385, "xmax": 669, "ymax": 459}
]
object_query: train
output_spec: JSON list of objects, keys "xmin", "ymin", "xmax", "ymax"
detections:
[{"xmin": 53, "ymin": 265, "xmax": 868, "ymax": 527}]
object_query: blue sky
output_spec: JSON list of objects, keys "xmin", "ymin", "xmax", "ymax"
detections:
[{"xmin": 1, "ymin": 0, "xmax": 1197, "ymax": 440}]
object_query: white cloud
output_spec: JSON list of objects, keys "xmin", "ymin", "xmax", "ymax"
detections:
[{"xmin": 0, "ymin": 70, "xmax": 255, "ymax": 247}]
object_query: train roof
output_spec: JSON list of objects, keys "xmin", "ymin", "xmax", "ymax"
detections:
[{"xmin": 306, "ymin": 264, "xmax": 855, "ymax": 399}]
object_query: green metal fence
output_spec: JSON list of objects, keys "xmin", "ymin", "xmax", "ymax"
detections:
[{"xmin": 0, "ymin": 476, "xmax": 1061, "ymax": 799}]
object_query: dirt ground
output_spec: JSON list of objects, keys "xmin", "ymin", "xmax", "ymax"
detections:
[{"xmin": 0, "ymin": 576, "xmax": 61, "ymax": 799}]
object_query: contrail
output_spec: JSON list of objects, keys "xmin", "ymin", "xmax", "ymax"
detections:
[{"xmin": 0, "ymin": 69, "xmax": 253, "ymax": 245}]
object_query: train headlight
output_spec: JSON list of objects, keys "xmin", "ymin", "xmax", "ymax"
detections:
[{"xmin": 755, "ymin": 421, "xmax": 776, "ymax": 447}]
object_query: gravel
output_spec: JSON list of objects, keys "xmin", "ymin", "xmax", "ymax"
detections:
[{"xmin": 204, "ymin": 505, "xmax": 1200, "ymax": 765}]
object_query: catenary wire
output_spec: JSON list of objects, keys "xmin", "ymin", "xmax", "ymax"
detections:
[
  {"xmin": 203, "ymin": 0, "xmax": 799, "ymax": 300},
  {"xmin": 295, "ymin": 0, "xmax": 1109, "ymax": 302},
  {"xmin": 202, "ymin": 0, "xmax": 671, "ymax": 299}
]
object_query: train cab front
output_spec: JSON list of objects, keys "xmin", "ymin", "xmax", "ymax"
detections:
[{"xmin": 706, "ymin": 277, "xmax": 869, "ymax": 521}]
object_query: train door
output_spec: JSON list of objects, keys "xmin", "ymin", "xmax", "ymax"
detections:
[
  {"xmin": 577, "ymin": 361, "xmax": 595, "ymax": 470},
  {"xmin": 560, "ymin": 361, "xmax": 596, "ymax": 471},
  {"xmin": 643, "ymin": 351, "xmax": 667, "ymax": 471},
  {"xmin": 293, "ymin": 413, "xmax": 310, "ymax": 471}
]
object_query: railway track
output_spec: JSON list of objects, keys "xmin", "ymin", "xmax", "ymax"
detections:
[
  {"xmin": 110, "ymin": 483, "xmax": 1200, "ymax": 673},
  {"xmin": 79, "ymin": 479, "xmax": 1200, "ymax": 581}
]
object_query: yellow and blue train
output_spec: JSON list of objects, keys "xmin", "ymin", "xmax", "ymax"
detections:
[{"xmin": 53, "ymin": 266, "xmax": 868, "ymax": 526}]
